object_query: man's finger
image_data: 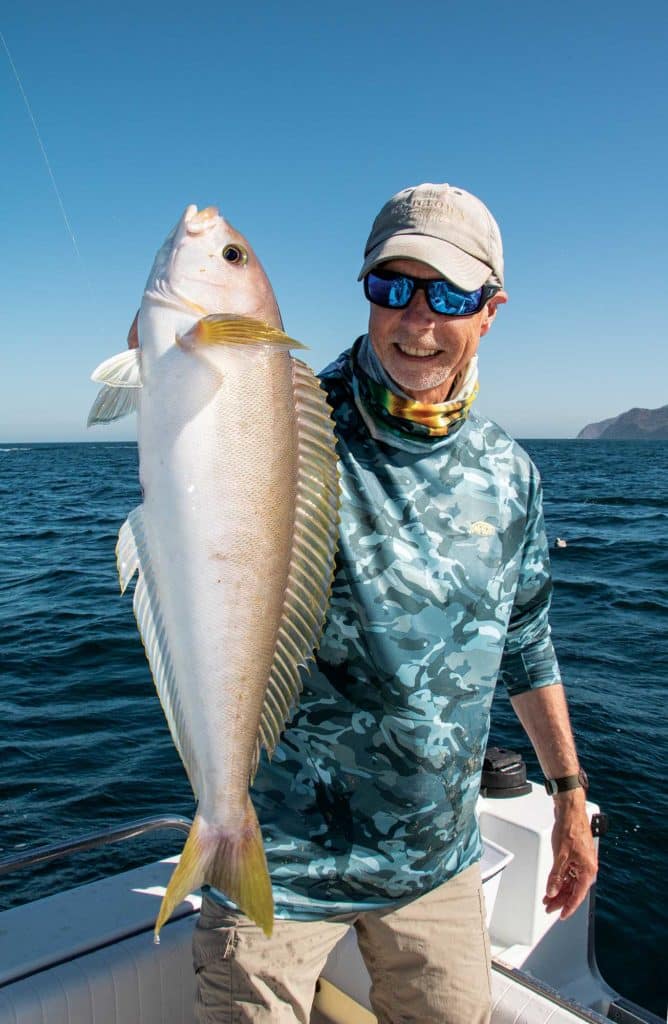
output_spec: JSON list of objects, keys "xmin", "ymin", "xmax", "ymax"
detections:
[
  {"xmin": 543, "ymin": 877, "xmax": 571, "ymax": 913},
  {"xmin": 559, "ymin": 875, "xmax": 590, "ymax": 919},
  {"xmin": 559, "ymin": 861, "xmax": 597, "ymax": 919},
  {"xmin": 546, "ymin": 857, "xmax": 570, "ymax": 899}
]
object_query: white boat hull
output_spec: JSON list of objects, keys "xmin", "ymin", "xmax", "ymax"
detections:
[{"xmin": 0, "ymin": 785, "xmax": 659, "ymax": 1024}]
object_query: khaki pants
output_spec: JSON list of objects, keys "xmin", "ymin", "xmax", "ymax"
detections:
[{"xmin": 192, "ymin": 863, "xmax": 491, "ymax": 1024}]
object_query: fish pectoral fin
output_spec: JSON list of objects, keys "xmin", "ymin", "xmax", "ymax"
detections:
[
  {"xmin": 178, "ymin": 314, "xmax": 308, "ymax": 351},
  {"xmin": 90, "ymin": 348, "xmax": 143, "ymax": 387},
  {"xmin": 154, "ymin": 802, "xmax": 273, "ymax": 942}
]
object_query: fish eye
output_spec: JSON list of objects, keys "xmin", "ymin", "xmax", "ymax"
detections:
[{"xmin": 222, "ymin": 244, "xmax": 248, "ymax": 265}]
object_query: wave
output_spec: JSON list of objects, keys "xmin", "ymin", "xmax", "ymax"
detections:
[
  {"xmin": 582, "ymin": 495, "xmax": 667, "ymax": 509},
  {"xmin": 609, "ymin": 596, "xmax": 668, "ymax": 614}
]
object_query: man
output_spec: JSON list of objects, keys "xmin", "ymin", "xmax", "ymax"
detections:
[{"xmin": 191, "ymin": 183, "xmax": 598, "ymax": 1023}]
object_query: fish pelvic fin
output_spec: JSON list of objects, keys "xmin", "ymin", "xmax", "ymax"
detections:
[
  {"xmin": 177, "ymin": 314, "xmax": 307, "ymax": 351},
  {"xmin": 154, "ymin": 801, "xmax": 273, "ymax": 942},
  {"xmin": 87, "ymin": 349, "xmax": 142, "ymax": 426},
  {"xmin": 90, "ymin": 348, "xmax": 142, "ymax": 387},
  {"xmin": 87, "ymin": 385, "xmax": 140, "ymax": 426}
]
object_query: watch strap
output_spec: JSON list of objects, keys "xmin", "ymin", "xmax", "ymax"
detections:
[{"xmin": 544, "ymin": 769, "xmax": 588, "ymax": 796}]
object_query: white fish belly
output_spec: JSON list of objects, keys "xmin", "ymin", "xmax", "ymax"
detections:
[{"xmin": 138, "ymin": 343, "xmax": 298, "ymax": 828}]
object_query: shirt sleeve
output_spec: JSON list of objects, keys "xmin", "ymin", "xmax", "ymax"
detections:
[{"xmin": 498, "ymin": 464, "xmax": 561, "ymax": 697}]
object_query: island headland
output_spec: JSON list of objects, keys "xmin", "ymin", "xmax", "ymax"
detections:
[{"xmin": 578, "ymin": 404, "xmax": 668, "ymax": 440}]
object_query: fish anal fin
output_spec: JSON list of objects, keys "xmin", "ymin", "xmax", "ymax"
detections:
[
  {"xmin": 116, "ymin": 510, "xmax": 141, "ymax": 593},
  {"xmin": 117, "ymin": 506, "xmax": 200, "ymax": 796},
  {"xmin": 154, "ymin": 803, "xmax": 273, "ymax": 941}
]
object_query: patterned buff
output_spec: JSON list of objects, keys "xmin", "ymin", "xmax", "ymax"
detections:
[{"xmin": 352, "ymin": 336, "xmax": 479, "ymax": 439}]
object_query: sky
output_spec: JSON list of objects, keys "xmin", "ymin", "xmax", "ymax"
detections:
[{"xmin": 1, "ymin": 0, "xmax": 666, "ymax": 440}]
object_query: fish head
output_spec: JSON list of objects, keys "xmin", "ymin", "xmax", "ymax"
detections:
[{"xmin": 143, "ymin": 205, "xmax": 283, "ymax": 330}]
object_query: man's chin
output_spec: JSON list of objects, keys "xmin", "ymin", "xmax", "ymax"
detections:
[{"xmin": 388, "ymin": 353, "xmax": 453, "ymax": 396}]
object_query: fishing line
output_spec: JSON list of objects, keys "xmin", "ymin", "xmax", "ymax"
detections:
[{"xmin": 1, "ymin": 29, "xmax": 82, "ymax": 263}]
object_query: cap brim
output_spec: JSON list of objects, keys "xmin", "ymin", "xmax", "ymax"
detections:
[{"xmin": 358, "ymin": 235, "xmax": 493, "ymax": 291}]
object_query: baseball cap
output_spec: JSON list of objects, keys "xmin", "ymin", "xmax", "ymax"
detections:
[{"xmin": 358, "ymin": 183, "xmax": 504, "ymax": 291}]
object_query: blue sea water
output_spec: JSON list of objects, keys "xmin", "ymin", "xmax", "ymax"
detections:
[{"xmin": 0, "ymin": 440, "xmax": 666, "ymax": 1015}]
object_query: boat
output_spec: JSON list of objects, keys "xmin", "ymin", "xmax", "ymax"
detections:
[{"xmin": 0, "ymin": 750, "xmax": 661, "ymax": 1024}]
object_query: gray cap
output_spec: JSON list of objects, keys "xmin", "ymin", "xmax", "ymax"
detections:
[{"xmin": 358, "ymin": 183, "xmax": 504, "ymax": 290}]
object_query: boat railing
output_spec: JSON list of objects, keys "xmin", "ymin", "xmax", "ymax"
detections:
[{"xmin": 0, "ymin": 815, "xmax": 192, "ymax": 877}]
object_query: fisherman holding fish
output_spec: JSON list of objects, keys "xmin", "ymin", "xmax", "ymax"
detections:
[
  {"xmin": 193, "ymin": 183, "xmax": 597, "ymax": 1024},
  {"xmin": 97, "ymin": 183, "xmax": 597, "ymax": 1024}
]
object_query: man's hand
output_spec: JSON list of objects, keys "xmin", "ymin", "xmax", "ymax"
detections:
[
  {"xmin": 543, "ymin": 790, "xmax": 598, "ymax": 919},
  {"xmin": 510, "ymin": 685, "xmax": 599, "ymax": 919}
]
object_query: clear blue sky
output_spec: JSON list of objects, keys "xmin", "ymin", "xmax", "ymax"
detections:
[{"xmin": 2, "ymin": 1, "xmax": 666, "ymax": 440}]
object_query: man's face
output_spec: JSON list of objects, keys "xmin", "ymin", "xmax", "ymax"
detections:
[{"xmin": 367, "ymin": 258, "xmax": 506, "ymax": 403}]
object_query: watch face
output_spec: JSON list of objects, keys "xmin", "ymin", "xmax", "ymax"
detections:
[{"xmin": 578, "ymin": 767, "xmax": 589, "ymax": 791}]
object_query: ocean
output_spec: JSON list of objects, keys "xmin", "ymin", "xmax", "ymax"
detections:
[{"xmin": 0, "ymin": 440, "xmax": 666, "ymax": 1016}]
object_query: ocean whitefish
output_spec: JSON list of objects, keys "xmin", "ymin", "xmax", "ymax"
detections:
[{"xmin": 88, "ymin": 205, "xmax": 340, "ymax": 939}]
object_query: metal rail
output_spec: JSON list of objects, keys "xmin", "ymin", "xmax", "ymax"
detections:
[{"xmin": 0, "ymin": 814, "xmax": 192, "ymax": 877}]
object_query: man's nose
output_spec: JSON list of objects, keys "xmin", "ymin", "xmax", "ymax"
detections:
[{"xmin": 403, "ymin": 287, "xmax": 435, "ymax": 322}]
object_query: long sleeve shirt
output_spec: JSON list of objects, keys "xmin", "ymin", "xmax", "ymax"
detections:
[{"xmin": 207, "ymin": 342, "xmax": 561, "ymax": 919}]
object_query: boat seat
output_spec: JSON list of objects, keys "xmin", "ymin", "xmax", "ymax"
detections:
[
  {"xmin": 0, "ymin": 915, "xmax": 196, "ymax": 1024},
  {"xmin": 0, "ymin": 857, "xmax": 198, "ymax": 1024}
]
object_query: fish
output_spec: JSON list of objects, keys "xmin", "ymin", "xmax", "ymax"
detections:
[{"xmin": 88, "ymin": 204, "xmax": 339, "ymax": 941}]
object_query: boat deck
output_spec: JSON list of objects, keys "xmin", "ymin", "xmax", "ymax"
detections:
[{"xmin": 0, "ymin": 786, "xmax": 660, "ymax": 1024}]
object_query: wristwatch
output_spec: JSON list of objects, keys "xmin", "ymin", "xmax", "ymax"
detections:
[{"xmin": 544, "ymin": 767, "xmax": 589, "ymax": 796}]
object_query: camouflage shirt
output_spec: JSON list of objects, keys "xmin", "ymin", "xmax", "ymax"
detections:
[{"xmin": 209, "ymin": 341, "xmax": 561, "ymax": 919}]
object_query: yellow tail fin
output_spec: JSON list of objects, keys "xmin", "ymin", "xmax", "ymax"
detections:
[{"xmin": 154, "ymin": 800, "xmax": 274, "ymax": 941}]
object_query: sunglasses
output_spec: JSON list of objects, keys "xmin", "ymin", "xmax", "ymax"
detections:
[{"xmin": 364, "ymin": 268, "xmax": 497, "ymax": 317}]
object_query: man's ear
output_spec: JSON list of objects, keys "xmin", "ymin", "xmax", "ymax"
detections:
[{"xmin": 479, "ymin": 290, "xmax": 508, "ymax": 337}]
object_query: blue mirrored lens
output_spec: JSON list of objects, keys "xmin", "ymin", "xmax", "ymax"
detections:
[
  {"xmin": 387, "ymin": 275, "xmax": 413, "ymax": 307},
  {"xmin": 428, "ymin": 280, "xmax": 482, "ymax": 315},
  {"xmin": 367, "ymin": 273, "xmax": 414, "ymax": 308}
]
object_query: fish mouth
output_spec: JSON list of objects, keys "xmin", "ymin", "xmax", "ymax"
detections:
[{"xmin": 184, "ymin": 205, "xmax": 221, "ymax": 235}]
